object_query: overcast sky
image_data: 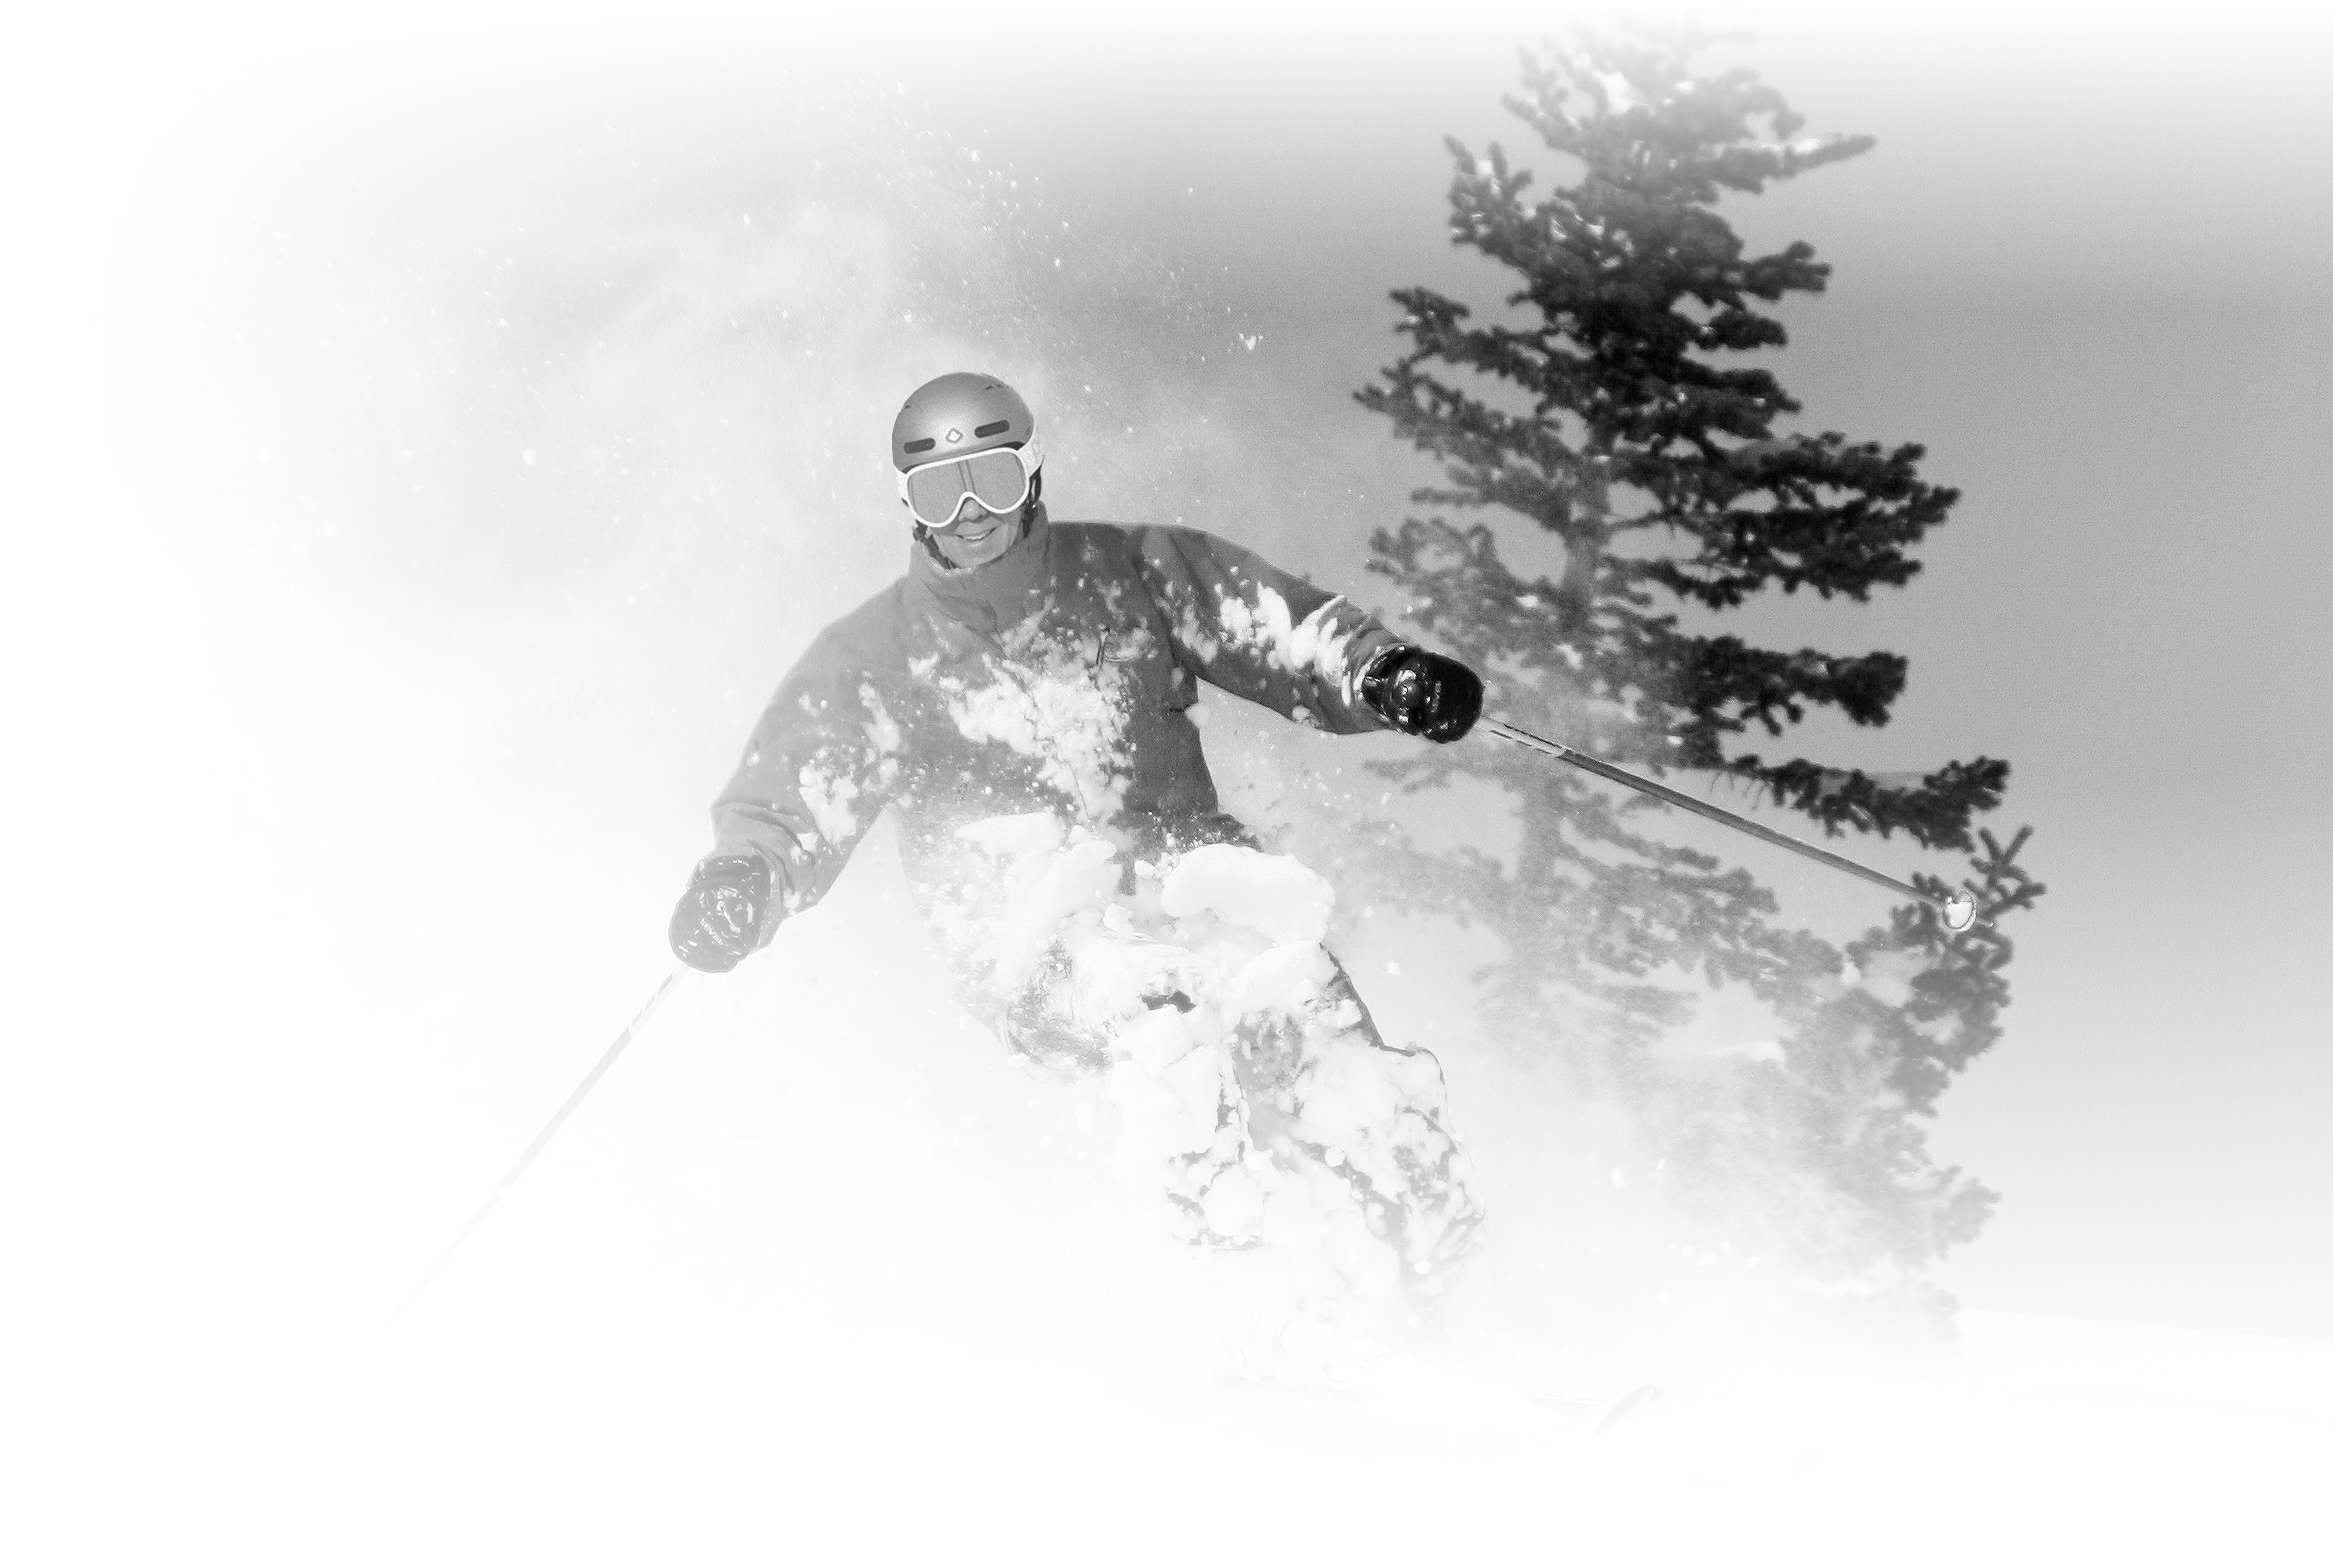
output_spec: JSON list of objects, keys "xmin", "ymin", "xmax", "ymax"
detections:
[{"xmin": 28, "ymin": 0, "xmax": 2332, "ymax": 1353}]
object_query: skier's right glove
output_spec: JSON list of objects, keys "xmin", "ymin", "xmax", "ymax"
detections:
[
  {"xmin": 668, "ymin": 854, "xmax": 778, "ymax": 973},
  {"xmin": 1360, "ymin": 645, "xmax": 1484, "ymax": 744}
]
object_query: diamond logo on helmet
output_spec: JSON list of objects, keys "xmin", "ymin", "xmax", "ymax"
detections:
[{"xmin": 945, "ymin": 429, "xmax": 963, "ymax": 443}]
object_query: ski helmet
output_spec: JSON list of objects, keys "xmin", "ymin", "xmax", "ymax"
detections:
[{"xmin": 890, "ymin": 371, "xmax": 1037, "ymax": 473}]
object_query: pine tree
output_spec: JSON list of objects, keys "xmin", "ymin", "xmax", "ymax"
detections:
[{"xmin": 1351, "ymin": 30, "xmax": 2044, "ymax": 1290}]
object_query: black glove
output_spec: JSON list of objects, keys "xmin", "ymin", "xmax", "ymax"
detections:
[
  {"xmin": 669, "ymin": 854, "xmax": 777, "ymax": 973},
  {"xmin": 1360, "ymin": 645, "xmax": 1483, "ymax": 743}
]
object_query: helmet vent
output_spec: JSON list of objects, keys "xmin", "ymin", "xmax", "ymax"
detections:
[
  {"xmin": 903, "ymin": 438, "xmax": 936, "ymax": 454},
  {"xmin": 974, "ymin": 419, "xmax": 1012, "ymax": 438}
]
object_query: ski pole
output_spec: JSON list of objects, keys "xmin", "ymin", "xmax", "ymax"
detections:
[
  {"xmin": 1479, "ymin": 717, "xmax": 1980, "ymax": 933},
  {"xmin": 390, "ymin": 969, "xmax": 687, "ymax": 1325}
]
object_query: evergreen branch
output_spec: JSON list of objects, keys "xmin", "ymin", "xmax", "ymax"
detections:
[
  {"xmin": 1718, "ymin": 754, "xmax": 2010, "ymax": 852},
  {"xmin": 1675, "ymin": 632, "xmax": 1911, "ymax": 737}
]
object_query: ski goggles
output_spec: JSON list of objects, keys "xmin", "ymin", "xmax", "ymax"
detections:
[{"xmin": 896, "ymin": 437, "xmax": 1042, "ymax": 529}]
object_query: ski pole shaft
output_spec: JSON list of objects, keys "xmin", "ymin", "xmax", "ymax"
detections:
[
  {"xmin": 1479, "ymin": 718, "xmax": 1978, "ymax": 932},
  {"xmin": 390, "ymin": 969, "xmax": 686, "ymax": 1326}
]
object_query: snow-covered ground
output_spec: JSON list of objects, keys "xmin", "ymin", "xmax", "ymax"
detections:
[
  {"xmin": 17, "ymin": 828, "xmax": 2325, "ymax": 1552},
  {"xmin": 32, "ymin": 1276, "xmax": 2333, "ymax": 1552}
]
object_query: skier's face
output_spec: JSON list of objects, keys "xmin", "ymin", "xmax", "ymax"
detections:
[{"xmin": 928, "ymin": 502, "xmax": 1027, "ymax": 570}]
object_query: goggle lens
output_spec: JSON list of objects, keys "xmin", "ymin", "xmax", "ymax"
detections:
[{"xmin": 902, "ymin": 445, "xmax": 1034, "ymax": 528}]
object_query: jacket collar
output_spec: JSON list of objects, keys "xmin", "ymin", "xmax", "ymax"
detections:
[{"xmin": 906, "ymin": 505, "xmax": 1055, "ymax": 639}]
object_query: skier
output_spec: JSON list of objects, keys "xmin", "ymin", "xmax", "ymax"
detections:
[{"xmin": 668, "ymin": 371, "xmax": 1488, "ymax": 1298}]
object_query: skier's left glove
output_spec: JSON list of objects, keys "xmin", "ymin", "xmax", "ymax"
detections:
[
  {"xmin": 668, "ymin": 854, "xmax": 778, "ymax": 973},
  {"xmin": 1361, "ymin": 645, "xmax": 1484, "ymax": 743}
]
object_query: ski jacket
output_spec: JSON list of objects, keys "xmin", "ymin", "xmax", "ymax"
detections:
[{"xmin": 706, "ymin": 509, "xmax": 1403, "ymax": 933}]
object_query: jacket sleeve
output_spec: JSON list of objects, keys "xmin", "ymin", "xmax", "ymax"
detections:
[
  {"xmin": 706, "ymin": 620, "xmax": 906, "ymax": 927},
  {"xmin": 1129, "ymin": 525, "xmax": 1402, "ymax": 736}
]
